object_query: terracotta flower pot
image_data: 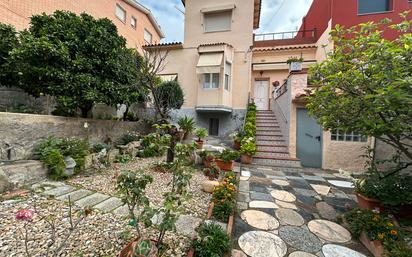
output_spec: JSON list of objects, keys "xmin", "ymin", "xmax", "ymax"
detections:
[
  {"xmin": 119, "ymin": 238, "xmax": 158, "ymax": 257},
  {"xmin": 215, "ymin": 159, "xmax": 234, "ymax": 171},
  {"xmin": 395, "ymin": 204, "xmax": 412, "ymax": 219},
  {"xmin": 240, "ymin": 154, "xmax": 253, "ymax": 164},
  {"xmin": 233, "ymin": 141, "xmax": 241, "ymax": 150},
  {"xmin": 195, "ymin": 140, "xmax": 204, "ymax": 149},
  {"xmin": 356, "ymin": 193, "xmax": 383, "ymax": 212},
  {"xmin": 359, "ymin": 232, "xmax": 384, "ymax": 257}
]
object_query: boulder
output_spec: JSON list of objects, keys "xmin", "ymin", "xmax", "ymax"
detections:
[
  {"xmin": 202, "ymin": 180, "xmax": 220, "ymax": 193},
  {"xmin": 64, "ymin": 156, "xmax": 76, "ymax": 176}
]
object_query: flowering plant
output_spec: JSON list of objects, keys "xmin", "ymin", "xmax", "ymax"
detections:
[{"xmin": 15, "ymin": 209, "xmax": 34, "ymax": 221}]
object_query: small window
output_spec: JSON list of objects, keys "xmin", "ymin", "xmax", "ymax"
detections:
[
  {"xmin": 358, "ymin": 0, "xmax": 390, "ymax": 14},
  {"xmin": 144, "ymin": 29, "xmax": 153, "ymax": 44},
  {"xmin": 204, "ymin": 11, "xmax": 232, "ymax": 32},
  {"xmin": 131, "ymin": 16, "xmax": 137, "ymax": 29},
  {"xmin": 331, "ymin": 129, "xmax": 367, "ymax": 142},
  {"xmin": 203, "ymin": 73, "xmax": 220, "ymax": 89},
  {"xmin": 224, "ymin": 62, "xmax": 231, "ymax": 91},
  {"xmin": 209, "ymin": 118, "xmax": 219, "ymax": 136},
  {"xmin": 116, "ymin": 4, "xmax": 126, "ymax": 23}
]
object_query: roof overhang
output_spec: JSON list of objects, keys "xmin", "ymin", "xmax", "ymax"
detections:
[
  {"xmin": 195, "ymin": 106, "xmax": 233, "ymax": 113},
  {"xmin": 124, "ymin": 0, "xmax": 165, "ymax": 38}
]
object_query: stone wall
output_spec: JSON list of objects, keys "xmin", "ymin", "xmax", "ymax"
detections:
[{"xmin": 0, "ymin": 112, "xmax": 149, "ymax": 160}]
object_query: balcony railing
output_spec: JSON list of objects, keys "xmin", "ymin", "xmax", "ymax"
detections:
[{"xmin": 254, "ymin": 29, "xmax": 317, "ymax": 42}]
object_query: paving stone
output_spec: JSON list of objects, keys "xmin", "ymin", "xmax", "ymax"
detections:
[
  {"xmin": 250, "ymin": 184, "xmax": 268, "ymax": 193},
  {"xmin": 74, "ymin": 193, "xmax": 110, "ymax": 208},
  {"xmin": 286, "ymin": 176, "xmax": 304, "ymax": 180},
  {"xmin": 270, "ymin": 190, "xmax": 296, "ymax": 202},
  {"xmin": 272, "ymin": 179, "xmax": 290, "ymax": 186},
  {"xmin": 249, "ymin": 201, "xmax": 278, "ymax": 209},
  {"xmin": 279, "ymin": 226, "xmax": 322, "ymax": 253},
  {"xmin": 239, "ymin": 180, "xmax": 249, "ymax": 192},
  {"xmin": 237, "ymin": 192, "xmax": 251, "ymax": 202},
  {"xmin": 294, "ymin": 188, "xmax": 318, "ymax": 197},
  {"xmin": 310, "ymin": 184, "xmax": 331, "ymax": 196},
  {"xmin": 275, "ymin": 208, "xmax": 304, "ymax": 226},
  {"xmin": 302, "ymin": 175, "xmax": 326, "ymax": 182},
  {"xmin": 238, "ymin": 231, "xmax": 287, "ymax": 257},
  {"xmin": 56, "ymin": 189, "xmax": 93, "ymax": 202},
  {"xmin": 267, "ymin": 175, "xmax": 288, "ymax": 181},
  {"xmin": 289, "ymin": 179, "xmax": 312, "ymax": 189},
  {"xmin": 308, "ymin": 220, "xmax": 351, "ymax": 243},
  {"xmin": 38, "ymin": 181, "xmax": 66, "ymax": 188},
  {"xmin": 241, "ymin": 210, "xmax": 279, "ymax": 230},
  {"xmin": 289, "ymin": 251, "xmax": 317, "ymax": 257},
  {"xmin": 316, "ymin": 202, "xmax": 337, "ymax": 220},
  {"xmin": 240, "ymin": 176, "xmax": 249, "ymax": 181},
  {"xmin": 238, "ymin": 202, "xmax": 248, "ymax": 210},
  {"xmin": 241, "ymin": 170, "xmax": 251, "ymax": 177},
  {"xmin": 327, "ymin": 180, "xmax": 354, "ymax": 189},
  {"xmin": 231, "ymin": 249, "xmax": 247, "ymax": 257},
  {"xmin": 296, "ymin": 194, "xmax": 316, "ymax": 206},
  {"xmin": 250, "ymin": 171, "xmax": 266, "ymax": 178},
  {"xmin": 322, "ymin": 244, "xmax": 366, "ymax": 257},
  {"xmin": 250, "ymin": 192, "xmax": 273, "ymax": 202},
  {"xmin": 44, "ymin": 186, "xmax": 76, "ymax": 197},
  {"xmin": 94, "ymin": 197, "xmax": 123, "ymax": 212},
  {"xmin": 112, "ymin": 205, "xmax": 130, "ymax": 217},
  {"xmin": 314, "ymin": 173, "xmax": 336, "ymax": 178},
  {"xmin": 268, "ymin": 170, "xmax": 286, "ymax": 177},
  {"xmin": 275, "ymin": 200, "xmax": 298, "ymax": 210},
  {"xmin": 175, "ymin": 215, "xmax": 202, "ymax": 237},
  {"xmin": 324, "ymin": 197, "xmax": 357, "ymax": 213}
]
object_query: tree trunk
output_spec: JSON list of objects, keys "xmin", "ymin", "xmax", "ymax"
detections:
[{"xmin": 79, "ymin": 102, "xmax": 93, "ymax": 118}]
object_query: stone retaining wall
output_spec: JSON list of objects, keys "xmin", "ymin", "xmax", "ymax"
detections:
[{"xmin": 0, "ymin": 112, "xmax": 149, "ymax": 160}]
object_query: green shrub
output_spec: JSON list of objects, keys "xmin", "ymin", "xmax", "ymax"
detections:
[
  {"xmin": 177, "ymin": 116, "xmax": 196, "ymax": 135},
  {"xmin": 117, "ymin": 132, "xmax": 140, "ymax": 146},
  {"xmin": 92, "ymin": 143, "xmax": 111, "ymax": 153},
  {"xmin": 195, "ymin": 128, "xmax": 208, "ymax": 141},
  {"xmin": 240, "ymin": 137, "xmax": 257, "ymax": 156},
  {"xmin": 59, "ymin": 138, "xmax": 89, "ymax": 171},
  {"xmin": 212, "ymin": 200, "xmax": 235, "ymax": 222},
  {"xmin": 138, "ymin": 133, "xmax": 171, "ymax": 158},
  {"xmin": 153, "ymin": 80, "xmax": 185, "ymax": 117},
  {"xmin": 217, "ymin": 149, "xmax": 240, "ymax": 163},
  {"xmin": 115, "ymin": 153, "xmax": 132, "ymax": 164},
  {"xmin": 43, "ymin": 149, "xmax": 66, "ymax": 180},
  {"xmin": 194, "ymin": 222, "xmax": 230, "ymax": 257}
]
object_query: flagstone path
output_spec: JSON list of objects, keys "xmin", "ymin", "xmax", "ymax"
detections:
[{"xmin": 232, "ymin": 165, "xmax": 371, "ymax": 257}]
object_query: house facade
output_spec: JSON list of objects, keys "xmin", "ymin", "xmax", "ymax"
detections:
[{"xmin": 0, "ymin": 0, "xmax": 164, "ymax": 50}]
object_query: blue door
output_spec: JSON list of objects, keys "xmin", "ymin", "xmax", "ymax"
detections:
[{"xmin": 296, "ymin": 109, "xmax": 322, "ymax": 168}]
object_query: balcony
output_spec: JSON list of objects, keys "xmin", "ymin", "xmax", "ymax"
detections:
[{"xmin": 253, "ymin": 29, "xmax": 317, "ymax": 47}]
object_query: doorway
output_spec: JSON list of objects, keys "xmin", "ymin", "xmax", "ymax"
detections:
[
  {"xmin": 254, "ymin": 80, "xmax": 269, "ymax": 110},
  {"xmin": 296, "ymin": 108, "xmax": 322, "ymax": 168}
]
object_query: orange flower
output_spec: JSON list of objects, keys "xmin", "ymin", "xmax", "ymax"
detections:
[
  {"xmin": 390, "ymin": 230, "xmax": 398, "ymax": 236},
  {"xmin": 387, "ymin": 222, "xmax": 394, "ymax": 227},
  {"xmin": 378, "ymin": 233, "xmax": 385, "ymax": 240}
]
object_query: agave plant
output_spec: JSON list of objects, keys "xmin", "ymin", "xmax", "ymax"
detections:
[{"xmin": 177, "ymin": 116, "xmax": 196, "ymax": 139}]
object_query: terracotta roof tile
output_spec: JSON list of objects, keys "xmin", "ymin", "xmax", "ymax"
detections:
[{"xmin": 253, "ymin": 44, "xmax": 317, "ymax": 52}]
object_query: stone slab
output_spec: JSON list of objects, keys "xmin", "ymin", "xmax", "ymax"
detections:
[
  {"xmin": 56, "ymin": 189, "xmax": 93, "ymax": 202},
  {"xmin": 238, "ymin": 231, "xmax": 287, "ymax": 257},
  {"xmin": 290, "ymin": 252, "xmax": 317, "ymax": 257},
  {"xmin": 279, "ymin": 226, "xmax": 322, "ymax": 253},
  {"xmin": 270, "ymin": 190, "xmax": 296, "ymax": 202},
  {"xmin": 275, "ymin": 200, "xmax": 298, "ymax": 210},
  {"xmin": 175, "ymin": 215, "xmax": 202, "ymax": 237},
  {"xmin": 44, "ymin": 186, "xmax": 76, "ymax": 197},
  {"xmin": 275, "ymin": 208, "xmax": 304, "ymax": 226},
  {"xmin": 74, "ymin": 193, "xmax": 110, "ymax": 208},
  {"xmin": 308, "ymin": 220, "xmax": 351, "ymax": 243},
  {"xmin": 294, "ymin": 188, "xmax": 318, "ymax": 197},
  {"xmin": 94, "ymin": 197, "xmax": 123, "ymax": 212},
  {"xmin": 241, "ymin": 210, "xmax": 279, "ymax": 230},
  {"xmin": 241, "ymin": 170, "xmax": 251, "ymax": 177},
  {"xmin": 327, "ymin": 180, "xmax": 354, "ymax": 189},
  {"xmin": 112, "ymin": 205, "xmax": 130, "ymax": 217},
  {"xmin": 249, "ymin": 201, "xmax": 279, "ymax": 209},
  {"xmin": 302, "ymin": 175, "xmax": 326, "ymax": 182},
  {"xmin": 322, "ymin": 244, "xmax": 366, "ymax": 257},
  {"xmin": 316, "ymin": 202, "xmax": 337, "ymax": 221},
  {"xmin": 272, "ymin": 180, "xmax": 290, "ymax": 186},
  {"xmin": 310, "ymin": 184, "xmax": 331, "ymax": 196},
  {"xmin": 238, "ymin": 202, "xmax": 248, "ymax": 210},
  {"xmin": 239, "ymin": 181, "xmax": 250, "ymax": 192},
  {"xmin": 250, "ymin": 192, "xmax": 273, "ymax": 202}
]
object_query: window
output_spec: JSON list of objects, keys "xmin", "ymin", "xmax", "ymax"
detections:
[
  {"xmin": 358, "ymin": 0, "xmax": 391, "ymax": 14},
  {"xmin": 144, "ymin": 29, "xmax": 152, "ymax": 44},
  {"xmin": 131, "ymin": 16, "xmax": 137, "ymax": 29},
  {"xmin": 204, "ymin": 11, "xmax": 232, "ymax": 32},
  {"xmin": 209, "ymin": 118, "xmax": 219, "ymax": 136},
  {"xmin": 116, "ymin": 4, "xmax": 126, "ymax": 23},
  {"xmin": 331, "ymin": 129, "xmax": 367, "ymax": 142},
  {"xmin": 203, "ymin": 73, "xmax": 220, "ymax": 89},
  {"xmin": 224, "ymin": 62, "xmax": 231, "ymax": 91}
]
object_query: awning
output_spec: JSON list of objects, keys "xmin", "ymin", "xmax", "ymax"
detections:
[
  {"xmin": 159, "ymin": 74, "xmax": 178, "ymax": 81},
  {"xmin": 196, "ymin": 53, "xmax": 223, "ymax": 74},
  {"xmin": 195, "ymin": 105, "xmax": 233, "ymax": 113}
]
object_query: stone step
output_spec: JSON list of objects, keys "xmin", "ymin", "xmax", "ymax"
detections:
[
  {"xmin": 256, "ymin": 135, "xmax": 285, "ymax": 141},
  {"xmin": 56, "ymin": 189, "xmax": 93, "ymax": 202},
  {"xmin": 75, "ymin": 193, "xmax": 110, "ymax": 208},
  {"xmin": 257, "ymin": 145, "xmax": 289, "ymax": 152},
  {"xmin": 43, "ymin": 186, "xmax": 76, "ymax": 197},
  {"xmin": 257, "ymin": 141, "xmax": 288, "ymax": 146},
  {"xmin": 94, "ymin": 197, "xmax": 124, "ymax": 213},
  {"xmin": 256, "ymin": 129, "xmax": 282, "ymax": 133},
  {"xmin": 255, "ymin": 152, "xmax": 290, "ymax": 158},
  {"xmin": 256, "ymin": 131, "xmax": 284, "ymax": 136},
  {"xmin": 256, "ymin": 125, "xmax": 280, "ymax": 129},
  {"xmin": 253, "ymin": 157, "xmax": 302, "ymax": 168}
]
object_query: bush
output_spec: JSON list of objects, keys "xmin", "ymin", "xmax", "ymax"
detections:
[
  {"xmin": 212, "ymin": 177, "xmax": 237, "ymax": 222},
  {"xmin": 138, "ymin": 133, "xmax": 171, "ymax": 158},
  {"xmin": 92, "ymin": 143, "xmax": 111, "ymax": 153},
  {"xmin": 34, "ymin": 136, "xmax": 89, "ymax": 179},
  {"xmin": 177, "ymin": 116, "xmax": 196, "ymax": 136},
  {"xmin": 114, "ymin": 153, "xmax": 132, "ymax": 164},
  {"xmin": 217, "ymin": 149, "xmax": 240, "ymax": 163},
  {"xmin": 117, "ymin": 132, "xmax": 140, "ymax": 146},
  {"xmin": 153, "ymin": 80, "xmax": 184, "ymax": 117},
  {"xmin": 194, "ymin": 222, "xmax": 230, "ymax": 257}
]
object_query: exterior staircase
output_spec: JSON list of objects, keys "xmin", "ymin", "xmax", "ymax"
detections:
[{"xmin": 253, "ymin": 110, "xmax": 301, "ymax": 168}]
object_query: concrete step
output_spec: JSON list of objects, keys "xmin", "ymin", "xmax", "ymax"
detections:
[
  {"xmin": 257, "ymin": 141, "xmax": 288, "ymax": 146},
  {"xmin": 255, "ymin": 151, "xmax": 290, "ymax": 158},
  {"xmin": 257, "ymin": 135, "xmax": 285, "ymax": 141},
  {"xmin": 256, "ymin": 129, "xmax": 282, "ymax": 133},
  {"xmin": 256, "ymin": 125, "xmax": 280, "ymax": 129},
  {"xmin": 253, "ymin": 156, "xmax": 302, "ymax": 168},
  {"xmin": 257, "ymin": 145, "xmax": 289, "ymax": 152}
]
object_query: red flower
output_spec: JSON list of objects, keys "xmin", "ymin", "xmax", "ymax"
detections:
[{"xmin": 15, "ymin": 209, "xmax": 34, "ymax": 221}]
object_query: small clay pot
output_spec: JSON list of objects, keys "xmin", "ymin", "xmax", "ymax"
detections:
[
  {"xmin": 240, "ymin": 154, "xmax": 253, "ymax": 164},
  {"xmin": 356, "ymin": 193, "xmax": 383, "ymax": 212},
  {"xmin": 233, "ymin": 141, "xmax": 241, "ymax": 150},
  {"xmin": 215, "ymin": 159, "xmax": 234, "ymax": 171},
  {"xmin": 195, "ymin": 140, "xmax": 204, "ymax": 149}
]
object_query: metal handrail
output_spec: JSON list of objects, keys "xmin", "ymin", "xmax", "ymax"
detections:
[{"xmin": 254, "ymin": 29, "xmax": 317, "ymax": 42}]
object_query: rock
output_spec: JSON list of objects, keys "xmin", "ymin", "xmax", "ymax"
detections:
[
  {"xmin": 308, "ymin": 220, "xmax": 351, "ymax": 243},
  {"xmin": 279, "ymin": 226, "xmax": 322, "ymax": 253},
  {"xmin": 201, "ymin": 180, "xmax": 219, "ymax": 193},
  {"xmin": 275, "ymin": 200, "xmax": 298, "ymax": 210},
  {"xmin": 175, "ymin": 215, "xmax": 202, "ymax": 237},
  {"xmin": 64, "ymin": 156, "xmax": 76, "ymax": 176},
  {"xmin": 0, "ymin": 167, "xmax": 11, "ymax": 193},
  {"xmin": 289, "ymin": 251, "xmax": 317, "ymax": 257},
  {"xmin": 0, "ymin": 160, "xmax": 47, "ymax": 192},
  {"xmin": 275, "ymin": 208, "xmax": 305, "ymax": 226},
  {"xmin": 311, "ymin": 184, "xmax": 331, "ymax": 196},
  {"xmin": 316, "ymin": 202, "xmax": 337, "ymax": 220},
  {"xmin": 270, "ymin": 190, "xmax": 296, "ymax": 202},
  {"xmin": 107, "ymin": 149, "xmax": 119, "ymax": 163},
  {"xmin": 238, "ymin": 231, "xmax": 287, "ymax": 257},
  {"xmin": 249, "ymin": 201, "xmax": 279, "ymax": 209},
  {"xmin": 322, "ymin": 244, "xmax": 366, "ymax": 257},
  {"xmin": 240, "ymin": 210, "xmax": 279, "ymax": 230}
]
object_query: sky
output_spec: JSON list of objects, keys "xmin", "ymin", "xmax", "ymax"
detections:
[{"xmin": 138, "ymin": 0, "xmax": 314, "ymax": 42}]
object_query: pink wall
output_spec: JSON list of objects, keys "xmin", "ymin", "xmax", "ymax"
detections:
[{"xmin": 300, "ymin": 0, "xmax": 412, "ymax": 40}]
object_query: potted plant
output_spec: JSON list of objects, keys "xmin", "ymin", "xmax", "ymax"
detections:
[
  {"xmin": 230, "ymin": 130, "xmax": 244, "ymax": 150},
  {"xmin": 353, "ymin": 175, "xmax": 383, "ymax": 212},
  {"xmin": 199, "ymin": 150, "xmax": 215, "ymax": 168},
  {"xmin": 177, "ymin": 115, "xmax": 196, "ymax": 140},
  {"xmin": 215, "ymin": 149, "xmax": 240, "ymax": 171},
  {"xmin": 286, "ymin": 57, "xmax": 304, "ymax": 73},
  {"xmin": 202, "ymin": 162, "xmax": 221, "ymax": 193},
  {"xmin": 194, "ymin": 128, "xmax": 208, "ymax": 149},
  {"xmin": 240, "ymin": 137, "xmax": 256, "ymax": 164}
]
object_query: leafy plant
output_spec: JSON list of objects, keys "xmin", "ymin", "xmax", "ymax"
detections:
[
  {"xmin": 230, "ymin": 130, "xmax": 245, "ymax": 143},
  {"xmin": 152, "ymin": 80, "xmax": 184, "ymax": 119},
  {"xmin": 114, "ymin": 153, "xmax": 132, "ymax": 164},
  {"xmin": 212, "ymin": 200, "xmax": 235, "ymax": 222},
  {"xmin": 92, "ymin": 143, "xmax": 111, "ymax": 153},
  {"xmin": 240, "ymin": 137, "xmax": 257, "ymax": 156},
  {"xmin": 203, "ymin": 162, "xmax": 221, "ymax": 180},
  {"xmin": 177, "ymin": 116, "xmax": 196, "ymax": 137},
  {"xmin": 0, "ymin": 23, "xmax": 18, "ymax": 88},
  {"xmin": 286, "ymin": 57, "xmax": 304, "ymax": 64},
  {"xmin": 199, "ymin": 150, "xmax": 215, "ymax": 162},
  {"xmin": 217, "ymin": 149, "xmax": 240, "ymax": 163},
  {"xmin": 224, "ymin": 171, "xmax": 238, "ymax": 186},
  {"xmin": 58, "ymin": 137, "xmax": 89, "ymax": 171},
  {"xmin": 43, "ymin": 149, "xmax": 66, "ymax": 180},
  {"xmin": 194, "ymin": 222, "xmax": 231, "ymax": 257},
  {"xmin": 117, "ymin": 132, "xmax": 140, "ymax": 146},
  {"xmin": 138, "ymin": 133, "xmax": 171, "ymax": 158},
  {"xmin": 212, "ymin": 178, "xmax": 237, "ymax": 222},
  {"xmin": 132, "ymin": 238, "xmax": 158, "ymax": 257},
  {"xmin": 195, "ymin": 128, "xmax": 208, "ymax": 142}
]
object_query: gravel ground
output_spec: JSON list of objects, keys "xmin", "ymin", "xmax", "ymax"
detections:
[
  {"xmin": 0, "ymin": 195, "xmax": 191, "ymax": 257},
  {"xmin": 0, "ymin": 157, "xmax": 211, "ymax": 256},
  {"xmin": 68, "ymin": 156, "xmax": 211, "ymax": 218}
]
